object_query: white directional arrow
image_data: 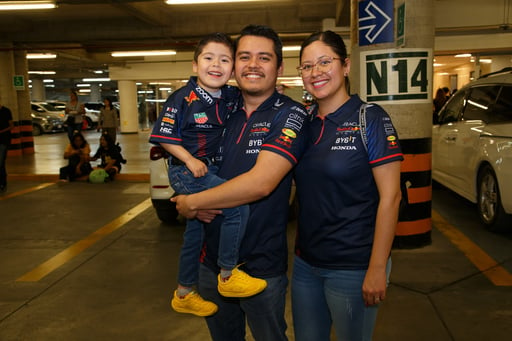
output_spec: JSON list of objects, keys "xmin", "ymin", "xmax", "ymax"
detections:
[{"xmin": 359, "ymin": 1, "xmax": 392, "ymax": 43}]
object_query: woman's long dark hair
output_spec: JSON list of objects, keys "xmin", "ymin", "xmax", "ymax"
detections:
[{"xmin": 300, "ymin": 30, "xmax": 350, "ymax": 93}]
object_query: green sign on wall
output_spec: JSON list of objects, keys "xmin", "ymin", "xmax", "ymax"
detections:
[{"xmin": 13, "ymin": 75, "xmax": 25, "ymax": 90}]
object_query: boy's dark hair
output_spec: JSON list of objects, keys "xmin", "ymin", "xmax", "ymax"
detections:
[
  {"xmin": 235, "ymin": 25, "xmax": 283, "ymax": 68},
  {"xmin": 194, "ymin": 32, "xmax": 235, "ymax": 62}
]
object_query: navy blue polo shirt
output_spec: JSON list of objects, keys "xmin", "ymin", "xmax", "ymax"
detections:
[
  {"xmin": 149, "ymin": 76, "xmax": 238, "ymax": 159},
  {"xmin": 202, "ymin": 92, "xmax": 309, "ymax": 278},
  {"xmin": 294, "ymin": 95, "xmax": 403, "ymax": 270}
]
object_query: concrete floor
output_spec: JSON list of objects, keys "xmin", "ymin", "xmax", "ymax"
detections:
[{"xmin": 1, "ymin": 129, "xmax": 511, "ymax": 340}]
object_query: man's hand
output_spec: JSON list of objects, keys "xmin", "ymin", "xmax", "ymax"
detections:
[{"xmin": 171, "ymin": 195, "xmax": 221, "ymax": 222}]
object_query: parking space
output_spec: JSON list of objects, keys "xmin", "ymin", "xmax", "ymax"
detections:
[{"xmin": 1, "ymin": 132, "xmax": 511, "ymax": 340}]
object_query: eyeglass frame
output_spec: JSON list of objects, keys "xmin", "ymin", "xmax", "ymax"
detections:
[{"xmin": 296, "ymin": 56, "xmax": 344, "ymax": 77}]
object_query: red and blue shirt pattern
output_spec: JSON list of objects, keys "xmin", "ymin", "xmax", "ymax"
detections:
[
  {"xmin": 294, "ymin": 94, "xmax": 403, "ymax": 270},
  {"xmin": 149, "ymin": 76, "xmax": 239, "ymax": 159},
  {"xmin": 202, "ymin": 92, "xmax": 309, "ymax": 278}
]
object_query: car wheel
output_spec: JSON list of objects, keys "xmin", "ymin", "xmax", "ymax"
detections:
[
  {"xmin": 32, "ymin": 124, "xmax": 43, "ymax": 136},
  {"xmin": 477, "ymin": 165, "xmax": 510, "ymax": 231},
  {"xmin": 151, "ymin": 199, "xmax": 180, "ymax": 225},
  {"xmin": 84, "ymin": 117, "xmax": 93, "ymax": 130}
]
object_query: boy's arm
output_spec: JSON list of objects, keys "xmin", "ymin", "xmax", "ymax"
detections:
[{"xmin": 160, "ymin": 143, "xmax": 208, "ymax": 178}]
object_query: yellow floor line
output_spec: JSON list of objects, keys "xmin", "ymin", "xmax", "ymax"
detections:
[
  {"xmin": 0, "ymin": 182, "xmax": 56, "ymax": 200},
  {"xmin": 16, "ymin": 198, "xmax": 152, "ymax": 282},
  {"xmin": 432, "ymin": 210, "xmax": 512, "ymax": 286}
]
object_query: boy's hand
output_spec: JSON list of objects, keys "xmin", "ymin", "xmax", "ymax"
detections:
[{"xmin": 186, "ymin": 158, "xmax": 208, "ymax": 178}]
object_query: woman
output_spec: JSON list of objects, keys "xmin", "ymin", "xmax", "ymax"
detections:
[
  {"xmin": 90, "ymin": 133, "xmax": 122, "ymax": 180},
  {"xmin": 65, "ymin": 91, "xmax": 86, "ymax": 141},
  {"xmin": 291, "ymin": 31, "xmax": 403, "ymax": 341},
  {"xmin": 59, "ymin": 132, "xmax": 92, "ymax": 181},
  {"xmin": 98, "ymin": 98, "xmax": 119, "ymax": 143}
]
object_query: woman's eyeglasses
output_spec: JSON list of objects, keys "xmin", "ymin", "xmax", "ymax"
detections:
[{"xmin": 297, "ymin": 56, "xmax": 342, "ymax": 77}]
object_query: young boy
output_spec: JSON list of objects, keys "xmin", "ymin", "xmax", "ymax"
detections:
[{"xmin": 149, "ymin": 33, "xmax": 267, "ymax": 317}]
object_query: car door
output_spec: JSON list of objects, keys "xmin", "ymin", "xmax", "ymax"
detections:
[
  {"xmin": 453, "ymin": 85, "xmax": 501, "ymax": 196},
  {"xmin": 432, "ymin": 89, "xmax": 466, "ymax": 183}
]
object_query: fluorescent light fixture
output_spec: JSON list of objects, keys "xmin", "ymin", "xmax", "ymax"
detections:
[
  {"xmin": 82, "ymin": 78, "xmax": 110, "ymax": 82},
  {"xmin": 111, "ymin": 50, "xmax": 176, "ymax": 57},
  {"xmin": 76, "ymin": 83, "xmax": 91, "ymax": 87},
  {"xmin": 79, "ymin": 89, "xmax": 91, "ymax": 93},
  {"xmin": 166, "ymin": 0, "xmax": 265, "ymax": 4},
  {"xmin": 0, "ymin": 1, "xmax": 56, "ymax": 10},
  {"xmin": 433, "ymin": 63, "xmax": 443, "ymax": 67},
  {"xmin": 480, "ymin": 58, "xmax": 492, "ymax": 64},
  {"xmin": 44, "ymin": 84, "xmax": 55, "ymax": 88},
  {"xmin": 27, "ymin": 53, "xmax": 57, "ymax": 59},
  {"xmin": 283, "ymin": 46, "xmax": 301, "ymax": 52},
  {"xmin": 28, "ymin": 71, "xmax": 56, "ymax": 75},
  {"xmin": 455, "ymin": 53, "xmax": 472, "ymax": 58},
  {"xmin": 43, "ymin": 79, "xmax": 54, "ymax": 83}
]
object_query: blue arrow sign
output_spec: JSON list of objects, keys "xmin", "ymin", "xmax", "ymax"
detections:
[{"xmin": 359, "ymin": 0, "xmax": 394, "ymax": 46}]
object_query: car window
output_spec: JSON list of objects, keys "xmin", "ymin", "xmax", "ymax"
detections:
[
  {"xmin": 463, "ymin": 85, "xmax": 500, "ymax": 122},
  {"xmin": 438, "ymin": 90, "xmax": 465, "ymax": 124},
  {"xmin": 493, "ymin": 85, "xmax": 512, "ymax": 123},
  {"xmin": 31, "ymin": 104, "xmax": 44, "ymax": 113}
]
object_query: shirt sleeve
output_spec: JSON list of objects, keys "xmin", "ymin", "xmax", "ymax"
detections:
[
  {"xmin": 260, "ymin": 102, "xmax": 309, "ymax": 165},
  {"xmin": 365, "ymin": 104, "xmax": 403, "ymax": 167},
  {"xmin": 149, "ymin": 93, "xmax": 183, "ymax": 146}
]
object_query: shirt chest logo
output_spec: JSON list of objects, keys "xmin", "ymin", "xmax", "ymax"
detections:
[{"xmin": 193, "ymin": 112, "xmax": 208, "ymax": 124}]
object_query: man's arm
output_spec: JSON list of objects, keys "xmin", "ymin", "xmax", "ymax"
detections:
[{"xmin": 173, "ymin": 150, "xmax": 293, "ymax": 218}]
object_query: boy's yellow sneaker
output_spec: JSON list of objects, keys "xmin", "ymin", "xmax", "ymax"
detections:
[
  {"xmin": 217, "ymin": 267, "xmax": 267, "ymax": 298},
  {"xmin": 171, "ymin": 290, "xmax": 218, "ymax": 317}
]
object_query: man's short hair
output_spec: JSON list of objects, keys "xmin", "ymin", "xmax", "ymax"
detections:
[{"xmin": 235, "ymin": 25, "xmax": 283, "ymax": 67}]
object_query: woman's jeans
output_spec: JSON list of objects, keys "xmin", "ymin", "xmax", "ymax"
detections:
[
  {"xmin": 198, "ymin": 264, "xmax": 288, "ymax": 341},
  {"xmin": 169, "ymin": 163, "xmax": 249, "ymax": 287},
  {"xmin": 291, "ymin": 255, "xmax": 392, "ymax": 341}
]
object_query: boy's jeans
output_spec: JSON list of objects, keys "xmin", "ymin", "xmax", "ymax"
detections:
[{"xmin": 169, "ymin": 163, "xmax": 249, "ymax": 287}]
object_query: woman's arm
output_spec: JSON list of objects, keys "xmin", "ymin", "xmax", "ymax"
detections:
[{"xmin": 362, "ymin": 160, "xmax": 402, "ymax": 306}]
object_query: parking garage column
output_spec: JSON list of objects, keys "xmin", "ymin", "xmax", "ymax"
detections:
[
  {"xmin": 0, "ymin": 45, "xmax": 34, "ymax": 156},
  {"xmin": 117, "ymin": 80, "xmax": 138, "ymax": 133},
  {"xmin": 350, "ymin": 0, "xmax": 434, "ymax": 248},
  {"xmin": 31, "ymin": 78, "xmax": 45, "ymax": 102},
  {"xmin": 90, "ymin": 84, "xmax": 101, "ymax": 102}
]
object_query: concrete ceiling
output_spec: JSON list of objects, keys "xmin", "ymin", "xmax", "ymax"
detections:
[
  {"xmin": 0, "ymin": 0, "xmax": 510, "ymax": 95},
  {"xmin": 0, "ymin": 0, "xmax": 349, "ymax": 81}
]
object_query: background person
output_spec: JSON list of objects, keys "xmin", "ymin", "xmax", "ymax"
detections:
[
  {"xmin": 59, "ymin": 132, "xmax": 92, "ymax": 182},
  {"xmin": 291, "ymin": 30, "xmax": 404, "ymax": 341},
  {"xmin": 0, "ymin": 103, "xmax": 13, "ymax": 192},
  {"xmin": 97, "ymin": 98, "xmax": 119, "ymax": 143},
  {"xmin": 90, "ymin": 133, "xmax": 122, "ymax": 181},
  {"xmin": 172, "ymin": 25, "xmax": 309, "ymax": 341},
  {"xmin": 65, "ymin": 91, "xmax": 86, "ymax": 141}
]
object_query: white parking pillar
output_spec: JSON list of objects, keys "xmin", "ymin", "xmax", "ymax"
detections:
[{"xmin": 117, "ymin": 80, "xmax": 138, "ymax": 134}]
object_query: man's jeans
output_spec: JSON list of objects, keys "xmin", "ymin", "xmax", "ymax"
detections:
[
  {"xmin": 169, "ymin": 164, "xmax": 249, "ymax": 287},
  {"xmin": 198, "ymin": 264, "xmax": 288, "ymax": 341}
]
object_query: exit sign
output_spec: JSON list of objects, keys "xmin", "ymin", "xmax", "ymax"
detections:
[{"xmin": 360, "ymin": 48, "xmax": 432, "ymax": 103}]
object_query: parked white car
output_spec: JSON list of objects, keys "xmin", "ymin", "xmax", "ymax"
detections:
[
  {"xmin": 47, "ymin": 100, "xmax": 99, "ymax": 130},
  {"xmin": 432, "ymin": 68, "xmax": 512, "ymax": 231},
  {"xmin": 149, "ymin": 145, "xmax": 178, "ymax": 224}
]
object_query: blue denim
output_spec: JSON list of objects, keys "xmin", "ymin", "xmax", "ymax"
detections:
[
  {"xmin": 0, "ymin": 143, "xmax": 8, "ymax": 187},
  {"xmin": 291, "ymin": 255, "xmax": 391, "ymax": 341},
  {"xmin": 67, "ymin": 122, "xmax": 82, "ymax": 141},
  {"xmin": 198, "ymin": 264, "xmax": 288, "ymax": 341},
  {"xmin": 169, "ymin": 164, "xmax": 249, "ymax": 287}
]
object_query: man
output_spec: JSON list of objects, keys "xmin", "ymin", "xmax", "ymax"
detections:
[
  {"xmin": 0, "ymin": 103, "xmax": 14, "ymax": 192},
  {"xmin": 172, "ymin": 25, "xmax": 309, "ymax": 340}
]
